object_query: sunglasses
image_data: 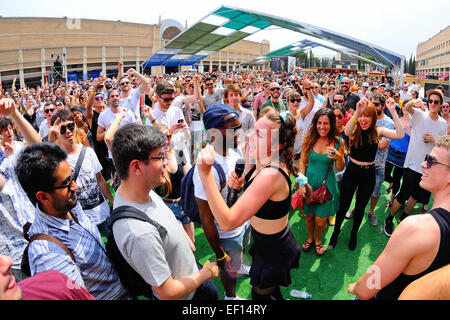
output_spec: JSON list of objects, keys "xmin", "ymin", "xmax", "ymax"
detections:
[
  {"xmin": 270, "ymin": 87, "xmax": 281, "ymax": 91},
  {"xmin": 159, "ymin": 96, "xmax": 175, "ymax": 103},
  {"xmin": 46, "ymin": 176, "xmax": 74, "ymax": 193},
  {"xmin": 335, "ymin": 114, "xmax": 344, "ymax": 120},
  {"xmin": 60, "ymin": 122, "xmax": 75, "ymax": 134},
  {"xmin": 334, "ymin": 99, "xmax": 344, "ymax": 103},
  {"xmin": 341, "ymin": 82, "xmax": 349, "ymax": 85},
  {"xmin": 424, "ymin": 154, "xmax": 450, "ymax": 169},
  {"xmin": 120, "ymin": 82, "xmax": 130, "ymax": 86},
  {"xmin": 94, "ymin": 96, "xmax": 104, "ymax": 101},
  {"xmin": 428, "ymin": 99, "xmax": 441, "ymax": 105},
  {"xmin": 205, "ymin": 83, "xmax": 213, "ymax": 87},
  {"xmin": 372, "ymin": 102, "xmax": 385, "ymax": 107},
  {"xmin": 290, "ymin": 99, "xmax": 301, "ymax": 103},
  {"xmin": 44, "ymin": 108, "xmax": 55, "ymax": 114}
]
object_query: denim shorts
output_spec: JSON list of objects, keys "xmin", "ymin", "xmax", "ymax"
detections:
[
  {"xmin": 220, "ymin": 221, "xmax": 251, "ymax": 271},
  {"xmin": 165, "ymin": 202, "xmax": 191, "ymax": 225},
  {"xmin": 371, "ymin": 166, "xmax": 385, "ymax": 198}
]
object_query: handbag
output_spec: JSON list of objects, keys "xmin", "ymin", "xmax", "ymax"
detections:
[{"xmin": 305, "ymin": 162, "xmax": 332, "ymax": 205}]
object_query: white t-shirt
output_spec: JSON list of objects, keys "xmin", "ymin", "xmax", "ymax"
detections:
[
  {"xmin": 38, "ymin": 120, "xmax": 50, "ymax": 138},
  {"xmin": 193, "ymin": 148, "xmax": 245, "ymax": 239},
  {"xmin": 403, "ymin": 110, "xmax": 447, "ymax": 174},
  {"xmin": 300, "ymin": 98, "xmax": 321, "ymax": 138},
  {"xmin": 120, "ymin": 88, "xmax": 143, "ymax": 123},
  {"xmin": 67, "ymin": 145, "xmax": 110, "ymax": 225},
  {"xmin": 97, "ymin": 107, "xmax": 137, "ymax": 158}
]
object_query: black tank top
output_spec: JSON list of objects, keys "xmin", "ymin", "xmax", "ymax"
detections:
[
  {"xmin": 350, "ymin": 130, "xmax": 378, "ymax": 162},
  {"xmin": 243, "ymin": 166, "xmax": 291, "ymax": 220},
  {"xmin": 375, "ymin": 207, "xmax": 450, "ymax": 300}
]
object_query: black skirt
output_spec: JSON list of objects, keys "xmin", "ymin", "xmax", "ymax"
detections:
[{"xmin": 249, "ymin": 225, "xmax": 300, "ymax": 289}]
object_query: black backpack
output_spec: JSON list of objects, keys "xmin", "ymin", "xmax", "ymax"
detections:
[
  {"xmin": 179, "ymin": 162, "xmax": 226, "ymax": 223},
  {"xmin": 106, "ymin": 205, "xmax": 167, "ymax": 300}
]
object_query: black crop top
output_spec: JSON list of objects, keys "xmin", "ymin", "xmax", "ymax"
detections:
[
  {"xmin": 350, "ymin": 130, "xmax": 378, "ymax": 162},
  {"xmin": 243, "ymin": 166, "xmax": 291, "ymax": 220}
]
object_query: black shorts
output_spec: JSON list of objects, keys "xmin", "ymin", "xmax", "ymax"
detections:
[{"xmin": 395, "ymin": 168, "xmax": 430, "ymax": 205}]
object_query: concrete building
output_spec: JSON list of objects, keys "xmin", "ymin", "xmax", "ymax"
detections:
[
  {"xmin": 416, "ymin": 26, "xmax": 450, "ymax": 80},
  {"xmin": 0, "ymin": 17, "xmax": 270, "ymax": 88}
]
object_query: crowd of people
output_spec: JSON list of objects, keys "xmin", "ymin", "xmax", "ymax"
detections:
[{"xmin": 0, "ymin": 64, "xmax": 449, "ymax": 300}]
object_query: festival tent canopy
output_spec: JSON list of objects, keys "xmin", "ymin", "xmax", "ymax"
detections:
[{"xmin": 142, "ymin": 5, "xmax": 405, "ymax": 71}]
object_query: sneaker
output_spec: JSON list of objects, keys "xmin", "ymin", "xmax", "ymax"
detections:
[
  {"xmin": 384, "ymin": 218, "xmax": 393, "ymax": 237},
  {"xmin": 328, "ymin": 216, "xmax": 335, "ymax": 226},
  {"xmin": 368, "ymin": 213, "xmax": 378, "ymax": 226},
  {"xmin": 345, "ymin": 209, "xmax": 354, "ymax": 219},
  {"xmin": 224, "ymin": 293, "xmax": 247, "ymax": 300},
  {"xmin": 237, "ymin": 264, "xmax": 250, "ymax": 276}
]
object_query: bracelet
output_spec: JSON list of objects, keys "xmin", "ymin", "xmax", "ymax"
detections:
[
  {"xmin": 204, "ymin": 266, "xmax": 214, "ymax": 279},
  {"xmin": 350, "ymin": 117, "xmax": 358, "ymax": 123},
  {"xmin": 216, "ymin": 252, "xmax": 228, "ymax": 262},
  {"xmin": 116, "ymin": 119, "xmax": 121, "ymax": 125},
  {"xmin": 90, "ymin": 91, "xmax": 95, "ymax": 95}
]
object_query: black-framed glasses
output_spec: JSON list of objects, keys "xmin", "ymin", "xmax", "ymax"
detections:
[
  {"xmin": 270, "ymin": 87, "xmax": 281, "ymax": 91},
  {"xmin": 44, "ymin": 108, "xmax": 55, "ymax": 114},
  {"xmin": 334, "ymin": 99, "xmax": 344, "ymax": 104},
  {"xmin": 60, "ymin": 122, "xmax": 75, "ymax": 134},
  {"xmin": 372, "ymin": 102, "xmax": 385, "ymax": 107},
  {"xmin": 424, "ymin": 154, "xmax": 450, "ymax": 169},
  {"xmin": 46, "ymin": 176, "xmax": 74, "ymax": 193},
  {"xmin": 290, "ymin": 99, "xmax": 301, "ymax": 103},
  {"xmin": 120, "ymin": 81, "xmax": 130, "ymax": 86},
  {"xmin": 148, "ymin": 153, "xmax": 167, "ymax": 162}
]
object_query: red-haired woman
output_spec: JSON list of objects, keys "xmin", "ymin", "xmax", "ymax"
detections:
[{"xmin": 329, "ymin": 98, "xmax": 404, "ymax": 250}]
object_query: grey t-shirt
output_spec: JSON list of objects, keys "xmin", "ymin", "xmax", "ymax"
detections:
[
  {"xmin": 112, "ymin": 189, "xmax": 198, "ymax": 300},
  {"xmin": 203, "ymin": 88, "xmax": 223, "ymax": 107}
]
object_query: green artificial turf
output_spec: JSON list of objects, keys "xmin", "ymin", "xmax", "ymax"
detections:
[{"xmin": 193, "ymin": 180, "xmax": 431, "ymax": 300}]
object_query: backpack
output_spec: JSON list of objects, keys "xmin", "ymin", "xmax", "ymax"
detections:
[
  {"xmin": 106, "ymin": 205, "xmax": 167, "ymax": 300},
  {"xmin": 179, "ymin": 162, "xmax": 226, "ymax": 223},
  {"xmin": 21, "ymin": 222, "xmax": 76, "ymax": 277}
]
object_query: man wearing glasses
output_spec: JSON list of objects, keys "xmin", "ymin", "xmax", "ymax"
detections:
[
  {"xmin": 118, "ymin": 68, "xmax": 149, "ymax": 123},
  {"xmin": 340, "ymin": 77, "xmax": 360, "ymax": 113},
  {"xmin": 349, "ymin": 135, "xmax": 450, "ymax": 300},
  {"xmin": 260, "ymin": 82, "xmax": 287, "ymax": 114},
  {"xmin": 202, "ymin": 77, "xmax": 223, "ymax": 108},
  {"xmin": 384, "ymin": 89, "xmax": 447, "ymax": 237},
  {"xmin": 110, "ymin": 124, "xmax": 219, "ymax": 300},
  {"xmin": 16, "ymin": 142, "xmax": 130, "ymax": 300},
  {"xmin": 38, "ymin": 102, "xmax": 57, "ymax": 139}
]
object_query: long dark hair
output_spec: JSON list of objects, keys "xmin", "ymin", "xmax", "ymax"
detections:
[{"xmin": 302, "ymin": 108, "xmax": 339, "ymax": 158}]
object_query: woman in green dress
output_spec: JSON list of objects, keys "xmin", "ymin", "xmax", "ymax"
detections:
[{"xmin": 299, "ymin": 108, "xmax": 345, "ymax": 256}]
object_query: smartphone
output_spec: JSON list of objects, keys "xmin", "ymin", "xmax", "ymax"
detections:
[{"xmin": 177, "ymin": 119, "xmax": 184, "ymax": 124}]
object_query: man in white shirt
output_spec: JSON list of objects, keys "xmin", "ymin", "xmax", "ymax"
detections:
[
  {"xmin": 118, "ymin": 69, "xmax": 149, "ymax": 123},
  {"xmin": 203, "ymin": 77, "xmax": 224, "ymax": 108},
  {"xmin": 384, "ymin": 89, "xmax": 447, "ymax": 237},
  {"xmin": 38, "ymin": 102, "xmax": 57, "ymax": 139}
]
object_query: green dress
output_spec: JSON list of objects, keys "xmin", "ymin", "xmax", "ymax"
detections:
[{"xmin": 303, "ymin": 140, "xmax": 340, "ymax": 218}]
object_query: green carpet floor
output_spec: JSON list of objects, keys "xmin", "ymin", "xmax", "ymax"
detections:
[{"xmin": 193, "ymin": 180, "xmax": 430, "ymax": 300}]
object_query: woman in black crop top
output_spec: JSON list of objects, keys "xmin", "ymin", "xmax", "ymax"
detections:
[
  {"xmin": 329, "ymin": 98, "xmax": 404, "ymax": 251},
  {"xmin": 197, "ymin": 111, "xmax": 301, "ymax": 300}
]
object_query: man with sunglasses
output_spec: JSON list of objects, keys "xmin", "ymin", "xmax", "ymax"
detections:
[
  {"xmin": 50, "ymin": 109, "xmax": 114, "ymax": 238},
  {"xmin": 16, "ymin": 142, "xmax": 130, "ymax": 300},
  {"xmin": 38, "ymin": 102, "xmax": 57, "ymax": 139},
  {"xmin": 260, "ymin": 82, "xmax": 286, "ymax": 114},
  {"xmin": 384, "ymin": 89, "xmax": 447, "ymax": 237},
  {"xmin": 349, "ymin": 135, "xmax": 450, "ymax": 300},
  {"xmin": 118, "ymin": 68, "xmax": 149, "ymax": 123},
  {"xmin": 340, "ymin": 77, "xmax": 360, "ymax": 113},
  {"xmin": 202, "ymin": 77, "xmax": 223, "ymax": 108},
  {"xmin": 193, "ymin": 104, "xmax": 249, "ymax": 300}
]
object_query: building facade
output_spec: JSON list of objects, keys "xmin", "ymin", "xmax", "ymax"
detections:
[
  {"xmin": 0, "ymin": 17, "xmax": 270, "ymax": 88},
  {"xmin": 416, "ymin": 26, "xmax": 450, "ymax": 80}
]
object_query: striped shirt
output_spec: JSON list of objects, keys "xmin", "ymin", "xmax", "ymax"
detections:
[{"xmin": 27, "ymin": 202, "xmax": 130, "ymax": 300}]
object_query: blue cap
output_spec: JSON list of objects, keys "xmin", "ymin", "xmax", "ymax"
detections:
[{"xmin": 203, "ymin": 104, "xmax": 239, "ymax": 130}]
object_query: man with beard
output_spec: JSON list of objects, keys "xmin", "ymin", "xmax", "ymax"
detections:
[
  {"xmin": 340, "ymin": 77, "xmax": 360, "ymax": 113},
  {"xmin": 118, "ymin": 68, "xmax": 149, "ymax": 123},
  {"xmin": 260, "ymin": 82, "xmax": 286, "ymax": 114},
  {"xmin": 16, "ymin": 143, "xmax": 130, "ymax": 300},
  {"xmin": 193, "ymin": 104, "xmax": 250, "ymax": 300}
]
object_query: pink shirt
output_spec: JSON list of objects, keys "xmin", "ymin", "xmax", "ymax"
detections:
[{"xmin": 251, "ymin": 91, "xmax": 270, "ymax": 112}]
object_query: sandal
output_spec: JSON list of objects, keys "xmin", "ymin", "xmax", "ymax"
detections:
[
  {"xmin": 386, "ymin": 184, "xmax": 393, "ymax": 194},
  {"xmin": 302, "ymin": 240, "xmax": 313, "ymax": 252},
  {"xmin": 315, "ymin": 243, "xmax": 327, "ymax": 256},
  {"xmin": 385, "ymin": 200, "xmax": 393, "ymax": 208}
]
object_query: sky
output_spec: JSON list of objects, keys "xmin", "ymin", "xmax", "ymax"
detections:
[{"xmin": 1, "ymin": 0, "xmax": 449, "ymax": 59}]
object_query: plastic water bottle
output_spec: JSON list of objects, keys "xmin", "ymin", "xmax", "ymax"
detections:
[{"xmin": 290, "ymin": 289, "xmax": 312, "ymax": 299}]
